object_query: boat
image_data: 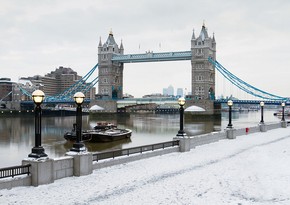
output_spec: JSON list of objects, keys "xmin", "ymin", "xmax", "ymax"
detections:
[
  {"xmin": 83, "ymin": 128, "xmax": 132, "ymax": 143},
  {"xmin": 64, "ymin": 123, "xmax": 132, "ymax": 143},
  {"xmin": 64, "ymin": 130, "xmax": 92, "ymax": 142},
  {"xmin": 94, "ymin": 122, "xmax": 117, "ymax": 130}
]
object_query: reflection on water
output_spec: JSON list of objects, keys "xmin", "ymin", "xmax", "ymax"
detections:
[{"xmin": 0, "ymin": 110, "xmax": 281, "ymax": 167}]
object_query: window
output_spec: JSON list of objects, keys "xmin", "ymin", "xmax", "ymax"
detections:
[
  {"xmin": 195, "ymin": 64, "xmax": 204, "ymax": 69},
  {"xmin": 103, "ymin": 78, "xmax": 108, "ymax": 83},
  {"xmin": 101, "ymin": 88, "xmax": 109, "ymax": 94}
]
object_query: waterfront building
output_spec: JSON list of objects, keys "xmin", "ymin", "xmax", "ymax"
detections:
[
  {"xmin": 0, "ymin": 78, "xmax": 13, "ymax": 101},
  {"xmin": 18, "ymin": 66, "xmax": 95, "ymax": 99},
  {"xmin": 43, "ymin": 66, "xmax": 81, "ymax": 96},
  {"xmin": 142, "ymin": 93, "xmax": 165, "ymax": 98}
]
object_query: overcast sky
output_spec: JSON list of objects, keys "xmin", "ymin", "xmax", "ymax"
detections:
[{"xmin": 1, "ymin": 0, "xmax": 290, "ymax": 98}]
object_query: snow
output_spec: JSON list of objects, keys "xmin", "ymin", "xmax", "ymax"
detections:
[
  {"xmin": 89, "ymin": 105, "xmax": 104, "ymax": 111},
  {"xmin": 185, "ymin": 105, "xmax": 206, "ymax": 112},
  {"xmin": 1, "ymin": 128, "xmax": 290, "ymax": 204}
]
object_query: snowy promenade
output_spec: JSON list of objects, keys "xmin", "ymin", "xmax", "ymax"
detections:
[{"xmin": 1, "ymin": 127, "xmax": 290, "ymax": 205}]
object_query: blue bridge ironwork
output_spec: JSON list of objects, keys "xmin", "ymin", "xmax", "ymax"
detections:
[
  {"xmin": 214, "ymin": 99, "xmax": 290, "ymax": 106},
  {"xmin": 17, "ymin": 50, "xmax": 289, "ymax": 105},
  {"xmin": 112, "ymin": 51, "xmax": 192, "ymax": 63}
]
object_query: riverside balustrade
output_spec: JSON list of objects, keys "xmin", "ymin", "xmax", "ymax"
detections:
[
  {"xmin": 92, "ymin": 140, "xmax": 179, "ymax": 162},
  {"xmin": 0, "ymin": 164, "xmax": 31, "ymax": 179}
]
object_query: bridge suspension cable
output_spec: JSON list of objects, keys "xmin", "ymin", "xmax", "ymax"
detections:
[
  {"xmin": 209, "ymin": 57, "xmax": 287, "ymax": 101},
  {"xmin": 46, "ymin": 63, "xmax": 98, "ymax": 102},
  {"xmin": 14, "ymin": 64, "xmax": 99, "ymax": 102}
]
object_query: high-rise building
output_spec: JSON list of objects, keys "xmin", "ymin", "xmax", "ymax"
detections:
[
  {"xmin": 176, "ymin": 88, "xmax": 183, "ymax": 97},
  {"xmin": 43, "ymin": 66, "xmax": 81, "ymax": 96},
  {"xmin": 19, "ymin": 66, "xmax": 95, "ymax": 99},
  {"xmin": 167, "ymin": 85, "xmax": 174, "ymax": 96},
  {"xmin": 163, "ymin": 88, "xmax": 168, "ymax": 96}
]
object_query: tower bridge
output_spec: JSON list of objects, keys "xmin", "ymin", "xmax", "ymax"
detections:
[
  {"xmin": 97, "ymin": 24, "xmax": 216, "ymax": 113},
  {"xmin": 16, "ymin": 24, "xmax": 288, "ymax": 113}
]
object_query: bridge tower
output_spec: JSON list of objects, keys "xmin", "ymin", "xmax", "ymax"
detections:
[
  {"xmin": 98, "ymin": 31, "xmax": 124, "ymax": 99},
  {"xmin": 191, "ymin": 23, "xmax": 216, "ymax": 101}
]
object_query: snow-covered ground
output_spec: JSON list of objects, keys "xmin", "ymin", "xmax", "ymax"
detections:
[{"xmin": 1, "ymin": 127, "xmax": 290, "ymax": 205}]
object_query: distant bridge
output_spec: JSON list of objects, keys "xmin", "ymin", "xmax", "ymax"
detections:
[{"xmin": 214, "ymin": 99, "xmax": 290, "ymax": 106}]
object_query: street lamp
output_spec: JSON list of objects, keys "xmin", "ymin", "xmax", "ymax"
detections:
[
  {"xmin": 70, "ymin": 92, "xmax": 86, "ymax": 152},
  {"xmin": 260, "ymin": 101, "xmax": 264, "ymax": 124},
  {"xmin": 281, "ymin": 102, "xmax": 285, "ymax": 122},
  {"xmin": 227, "ymin": 100, "xmax": 233, "ymax": 128},
  {"xmin": 28, "ymin": 90, "xmax": 48, "ymax": 158},
  {"xmin": 176, "ymin": 97, "xmax": 187, "ymax": 137}
]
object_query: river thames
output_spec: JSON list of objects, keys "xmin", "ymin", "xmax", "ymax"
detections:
[{"xmin": 0, "ymin": 110, "xmax": 282, "ymax": 167}]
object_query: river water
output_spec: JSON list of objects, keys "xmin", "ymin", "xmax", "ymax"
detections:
[{"xmin": 0, "ymin": 110, "xmax": 282, "ymax": 167}]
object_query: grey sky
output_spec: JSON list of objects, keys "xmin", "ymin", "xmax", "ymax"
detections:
[{"xmin": 1, "ymin": 0, "xmax": 290, "ymax": 98}]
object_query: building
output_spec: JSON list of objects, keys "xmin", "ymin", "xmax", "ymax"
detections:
[
  {"xmin": 167, "ymin": 85, "xmax": 174, "ymax": 96},
  {"xmin": 43, "ymin": 66, "xmax": 81, "ymax": 96},
  {"xmin": 18, "ymin": 66, "xmax": 95, "ymax": 100},
  {"xmin": 176, "ymin": 88, "xmax": 183, "ymax": 97},
  {"xmin": 162, "ymin": 88, "xmax": 168, "ymax": 96},
  {"xmin": 0, "ymin": 78, "xmax": 13, "ymax": 101},
  {"xmin": 191, "ymin": 23, "xmax": 216, "ymax": 100},
  {"xmin": 163, "ymin": 85, "xmax": 174, "ymax": 96}
]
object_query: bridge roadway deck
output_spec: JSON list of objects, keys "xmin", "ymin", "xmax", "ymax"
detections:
[{"xmin": 111, "ymin": 51, "xmax": 192, "ymax": 63}]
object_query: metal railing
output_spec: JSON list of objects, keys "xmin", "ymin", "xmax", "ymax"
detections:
[
  {"xmin": 93, "ymin": 140, "xmax": 179, "ymax": 162},
  {"xmin": 0, "ymin": 164, "xmax": 31, "ymax": 179}
]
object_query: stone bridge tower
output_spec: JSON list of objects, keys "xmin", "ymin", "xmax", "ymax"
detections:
[
  {"xmin": 191, "ymin": 23, "xmax": 216, "ymax": 101},
  {"xmin": 98, "ymin": 31, "xmax": 124, "ymax": 99}
]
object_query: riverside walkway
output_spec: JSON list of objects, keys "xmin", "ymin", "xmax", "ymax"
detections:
[{"xmin": 0, "ymin": 123, "xmax": 290, "ymax": 204}]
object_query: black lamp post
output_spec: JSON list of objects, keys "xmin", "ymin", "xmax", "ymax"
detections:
[
  {"xmin": 28, "ymin": 90, "xmax": 48, "ymax": 158},
  {"xmin": 281, "ymin": 102, "xmax": 285, "ymax": 122},
  {"xmin": 176, "ymin": 97, "xmax": 187, "ymax": 137},
  {"xmin": 70, "ymin": 92, "xmax": 86, "ymax": 152},
  {"xmin": 227, "ymin": 100, "xmax": 233, "ymax": 128},
  {"xmin": 260, "ymin": 101, "xmax": 264, "ymax": 124}
]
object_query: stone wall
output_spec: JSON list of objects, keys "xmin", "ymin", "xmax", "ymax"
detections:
[
  {"xmin": 54, "ymin": 156, "xmax": 74, "ymax": 180},
  {"xmin": 0, "ymin": 175, "xmax": 31, "ymax": 190},
  {"xmin": 177, "ymin": 122, "xmax": 283, "ymax": 152}
]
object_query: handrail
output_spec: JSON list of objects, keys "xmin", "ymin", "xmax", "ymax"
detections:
[
  {"xmin": 0, "ymin": 164, "xmax": 31, "ymax": 179},
  {"xmin": 92, "ymin": 140, "xmax": 179, "ymax": 162}
]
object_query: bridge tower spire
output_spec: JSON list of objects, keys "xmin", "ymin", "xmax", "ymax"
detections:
[
  {"xmin": 191, "ymin": 23, "xmax": 216, "ymax": 102},
  {"xmin": 98, "ymin": 30, "xmax": 124, "ymax": 99}
]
